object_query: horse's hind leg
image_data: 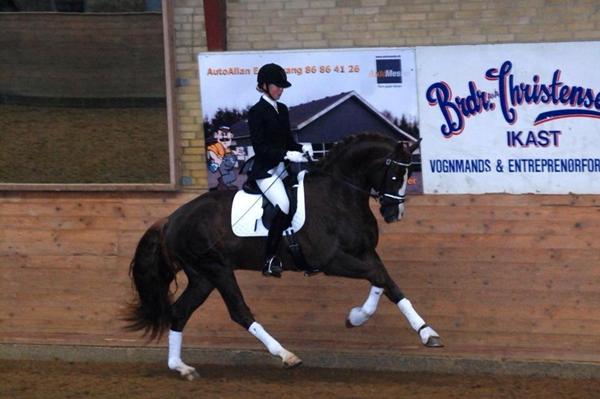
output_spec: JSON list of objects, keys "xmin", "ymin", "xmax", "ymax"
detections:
[
  {"xmin": 211, "ymin": 267, "xmax": 302, "ymax": 368},
  {"xmin": 168, "ymin": 272, "xmax": 214, "ymax": 380}
]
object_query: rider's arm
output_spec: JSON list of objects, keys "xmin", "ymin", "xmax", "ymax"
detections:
[{"xmin": 279, "ymin": 104, "xmax": 302, "ymax": 152}]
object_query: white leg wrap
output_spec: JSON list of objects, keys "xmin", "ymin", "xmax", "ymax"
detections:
[
  {"xmin": 362, "ymin": 286, "xmax": 384, "ymax": 315},
  {"xmin": 248, "ymin": 322, "xmax": 283, "ymax": 357},
  {"xmin": 248, "ymin": 322, "xmax": 302, "ymax": 367},
  {"xmin": 348, "ymin": 307, "xmax": 370, "ymax": 326},
  {"xmin": 168, "ymin": 330, "xmax": 183, "ymax": 368},
  {"xmin": 167, "ymin": 330, "xmax": 198, "ymax": 379},
  {"xmin": 398, "ymin": 298, "xmax": 440, "ymax": 345},
  {"xmin": 397, "ymin": 298, "xmax": 425, "ymax": 331},
  {"xmin": 348, "ymin": 286, "xmax": 384, "ymax": 327}
]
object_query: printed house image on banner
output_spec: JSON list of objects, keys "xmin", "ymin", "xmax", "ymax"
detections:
[{"xmin": 231, "ymin": 91, "xmax": 416, "ymax": 159}]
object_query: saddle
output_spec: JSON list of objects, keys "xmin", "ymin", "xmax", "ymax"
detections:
[{"xmin": 237, "ymin": 156, "xmax": 303, "ymax": 231}]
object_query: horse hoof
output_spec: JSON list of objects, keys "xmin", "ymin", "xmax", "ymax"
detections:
[
  {"xmin": 346, "ymin": 307, "xmax": 370, "ymax": 328},
  {"xmin": 283, "ymin": 355, "xmax": 303, "ymax": 369},
  {"xmin": 183, "ymin": 369, "xmax": 199, "ymax": 381},
  {"xmin": 425, "ymin": 336, "xmax": 444, "ymax": 348}
]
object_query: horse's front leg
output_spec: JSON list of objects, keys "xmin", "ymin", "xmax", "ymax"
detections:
[
  {"xmin": 211, "ymin": 267, "xmax": 303, "ymax": 368},
  {"xmin": 326, "ymin": 251, "xmax": 443, "ymax": 348},
  {"xmin": 396, "ymin": 296, "xmax": 443, "ymax": 347},
  {"xmin": 345, "ymin": 285, "xmax": 384, "ymax": 328}
]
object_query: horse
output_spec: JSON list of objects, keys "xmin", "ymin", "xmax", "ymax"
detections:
[{"xmin": 125, "ymin": 132, "xmax": 442, "ymax": 380}]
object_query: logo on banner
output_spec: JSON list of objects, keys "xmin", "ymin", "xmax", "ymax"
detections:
[
  {"xmin": 426, "ymin": 60, "xmax": 600, "ymax": 138},
  {"xmin": 375, "ymin": 57, "xmax": 402, "ymax": 84}
]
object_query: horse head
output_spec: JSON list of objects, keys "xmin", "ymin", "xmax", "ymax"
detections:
[
  {"xmin": 316, "ymin": 133, "xmax": 421, "ymax": 224},
  {"xmin": 375, "ymin": 138, "xmax": 420, "ymax": 223}
]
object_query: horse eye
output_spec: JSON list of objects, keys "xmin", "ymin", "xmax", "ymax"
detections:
[{"xmin": 391, "ymin": 176, "xmax": 397, "ymax": 181}]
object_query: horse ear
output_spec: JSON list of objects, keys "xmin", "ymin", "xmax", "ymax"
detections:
[
  {"xmin": 408, "ymin": 138, "xmax": 422, "ymax": 153},
  {"xmin": 397, "ymin": 138, "xmax": 422, "ymax": 153}
]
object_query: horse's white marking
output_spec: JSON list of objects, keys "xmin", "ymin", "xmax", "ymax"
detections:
[
  {"xmin": 168, "ymin": 330, "xmax": 198, "ymax": 380},
  {"xmin": 347, "ymin": 286, "xmax": 384, "ymax": 327},
  {"xmin": 248, "ymin": 321, "xmax": 302, "ymax": 367},
  {"xmin": 397, "ymin": 170, "xmax": 408, "ymax": 220},
  {"xmin": 231, "ymin": 171, "xmax": 307, "ymax": 237},
  {"xmin": 398, "ymin": 298, "xmax": 440, "ymax": 345}
]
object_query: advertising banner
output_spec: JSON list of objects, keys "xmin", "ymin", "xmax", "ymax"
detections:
[
  {"xmin": 198, "ymin": 48, "xmax": 420, "ymax": 192},
  {"xmin": 418, "ymin": 41, "xmax": 600, "ymax": 194}
]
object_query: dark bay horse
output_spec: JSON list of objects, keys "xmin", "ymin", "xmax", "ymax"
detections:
[{"xmin": 125, "ymin": 133, "xmax": 442, "ymax": 380}]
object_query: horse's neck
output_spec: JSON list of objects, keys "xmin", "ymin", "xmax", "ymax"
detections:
[{"xmin": 321, "ymin": 142, "xmax": 390, "ymax": 189}]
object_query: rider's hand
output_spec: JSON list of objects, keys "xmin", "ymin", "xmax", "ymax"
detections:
[
  {"xmin": 301, "ymin": 143, "xmax": 314, "ymax": 160},
  {"xmin": 285, "ymin": 150, "xmax": 308, "ymax": 163}
]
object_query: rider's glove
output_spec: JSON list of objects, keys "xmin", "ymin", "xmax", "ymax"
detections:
[
  {"xmin": 285, "ymin": 150, "xmax": 308, "ymax": 163},
  {"xmin": 301, "ymin": 143, "xmax": 314, "ymax": 160}
]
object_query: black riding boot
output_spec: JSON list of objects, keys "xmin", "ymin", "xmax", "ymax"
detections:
[{"xmin": 262, "ymin": 209, "xmax": 291, "ymax": 278}]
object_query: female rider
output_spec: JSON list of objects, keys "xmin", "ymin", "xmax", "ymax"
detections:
[{"xmin": 247, "ymin": 63, "xmax": 312, "ymax": 277}]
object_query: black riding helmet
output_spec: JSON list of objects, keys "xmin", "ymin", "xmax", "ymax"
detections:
[{"xmin": 257, "ymin": 63, "xmax": 291, "ymax": 88}]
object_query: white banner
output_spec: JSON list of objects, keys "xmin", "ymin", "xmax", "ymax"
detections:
[
  {"xmin": 198, "ymin": 48, "xmax": 421, "ymax": 192},
  {"xmin": 417, "ymin": 41, "xmax": 600, "ymax": 194}
]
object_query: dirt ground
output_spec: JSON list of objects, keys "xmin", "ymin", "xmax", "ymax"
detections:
[{"xmin": 2, "ymin": 360, "xmax": 600, "ymax": 399}]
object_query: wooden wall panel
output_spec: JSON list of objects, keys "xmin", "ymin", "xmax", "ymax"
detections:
[{"xmin": 1, "ymin": 192, "xmax": 600, "ymax": 365}]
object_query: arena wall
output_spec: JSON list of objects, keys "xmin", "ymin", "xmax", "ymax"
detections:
[
  {"xmin": 0, "ymin": 13, "xmax": 165, "ymax": 99},
  {"xmin": 2, "ymin": 0, "xmax": 600, "ymax": 370}
]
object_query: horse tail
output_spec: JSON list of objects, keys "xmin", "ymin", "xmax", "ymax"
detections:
[{"xmin": 124, "ymin": 218, "xmax": 177, "ymax": 341}]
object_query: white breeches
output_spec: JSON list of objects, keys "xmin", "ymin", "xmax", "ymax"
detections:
[{"xmin": 256, "ymin": 162, "xmax": 290, "ymax": 215}]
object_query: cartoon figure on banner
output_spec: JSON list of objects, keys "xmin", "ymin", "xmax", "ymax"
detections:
[{"xmin": 206, "ymin": 126, "xmax": 245, "ymax": 190}]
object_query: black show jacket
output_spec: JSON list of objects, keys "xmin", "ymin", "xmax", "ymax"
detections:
[{"xmin": 247, "ymin": 97, "xmax": 302, "ymax": 180}]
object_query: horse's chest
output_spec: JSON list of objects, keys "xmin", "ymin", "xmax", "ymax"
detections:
[{"xmin": 338, "ymin": 220, "xmax": 377, "ymax": 251}]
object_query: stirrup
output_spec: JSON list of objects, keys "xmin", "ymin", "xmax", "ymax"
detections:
[{"xmin": 262, "ymin": 255, "xmax": 283, "ymax": 278}]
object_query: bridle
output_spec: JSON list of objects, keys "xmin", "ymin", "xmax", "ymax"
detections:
[
  {"xmin": 375, "ymin": 157, "xmax": 411, "ymax": 206},
  {"xmin": 316, "ymin": 153, "xmax": 411, "ymax": 205}
]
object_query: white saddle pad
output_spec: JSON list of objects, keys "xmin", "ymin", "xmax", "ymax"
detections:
[{"xmin": 231, "ymin": 171, "xmax": 307, "ymax": 237}]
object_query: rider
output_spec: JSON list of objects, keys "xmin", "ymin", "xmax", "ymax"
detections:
[{"xmin": 248, "ymin": 63, "xmax": 312, "ymax": 278}]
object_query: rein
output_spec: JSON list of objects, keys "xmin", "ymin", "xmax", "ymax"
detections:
[{"xmin": 314, "ymin": 156, "xmax": 411, "ymax": 205}]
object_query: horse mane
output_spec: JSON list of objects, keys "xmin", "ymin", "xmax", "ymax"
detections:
[{"xmin": 315, "ymin": 132, "xmax": 395, "ymax": 171}]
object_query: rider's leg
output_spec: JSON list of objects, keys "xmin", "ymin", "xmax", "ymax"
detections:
[
  {"xmin": 256, "ymin": 167, "xmax": 291, "ymax": 277},
  {"xmin": 262, "ymin": 208, "xmax": 291, "ymax": 277},
  {"xmin": 256, "ymin": 165, "xmax": 290, "ymax": 214}
]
